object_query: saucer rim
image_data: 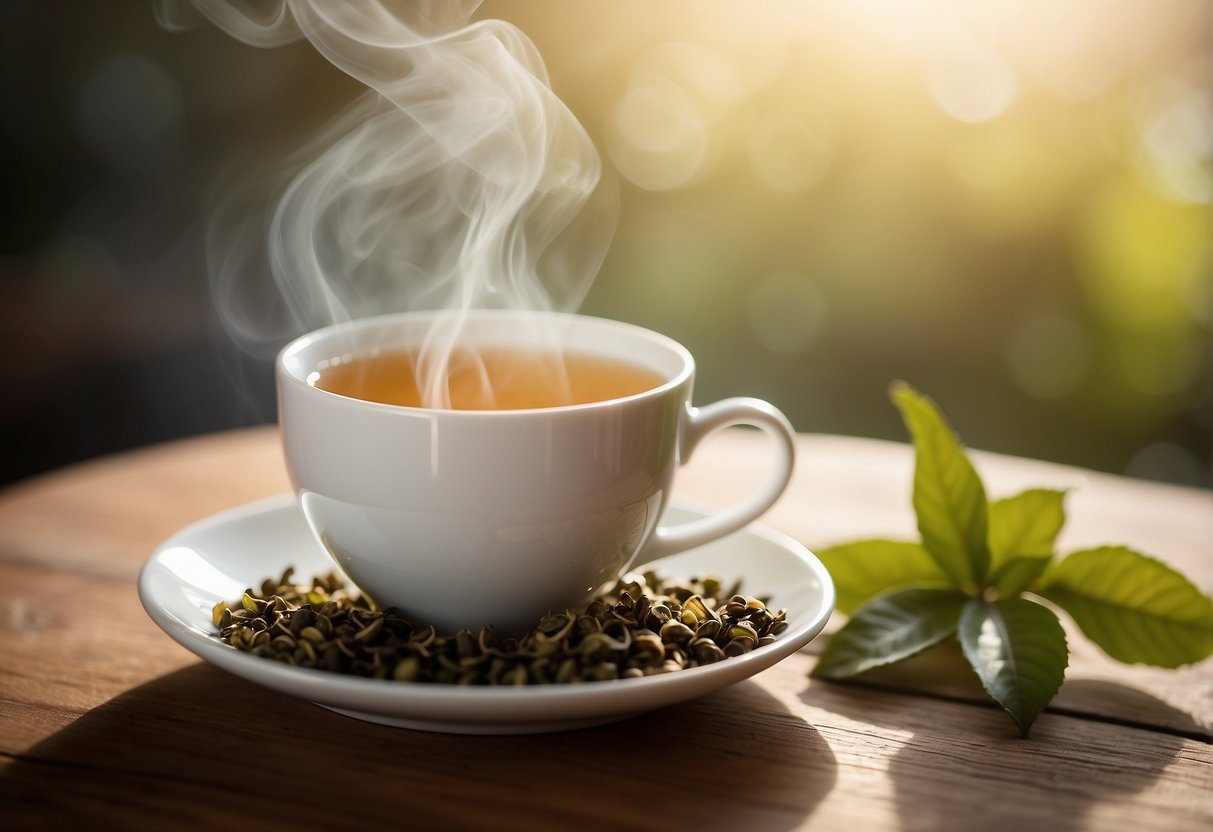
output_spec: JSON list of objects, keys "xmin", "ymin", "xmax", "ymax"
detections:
[{"xmin": 138, "ymin": 493, "xmax": 835, "ymax": 727}]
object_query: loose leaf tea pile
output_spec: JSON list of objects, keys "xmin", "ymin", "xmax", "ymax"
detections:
[{"xmin": 215, "ymin": 568, "xmax": 788, "ymax": 685}]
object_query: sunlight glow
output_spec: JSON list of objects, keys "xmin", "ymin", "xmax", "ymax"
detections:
[{"xmin": 926, "ymin": 40, "xmax": 1018, "ymax": 123}]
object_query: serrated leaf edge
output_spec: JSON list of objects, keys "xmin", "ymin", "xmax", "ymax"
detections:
[
  {"xmin": 890, "ymin": 381, "xmax": 991, "ymax": 590},
  {"xmin": 958, "ymin": 598, "xmax": 1069, "ymax": 737}
]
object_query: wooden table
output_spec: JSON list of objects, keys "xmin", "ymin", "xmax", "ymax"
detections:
[{"xmin": 2, "ymin": 427, "xmax": 1210, "ymax": 829}]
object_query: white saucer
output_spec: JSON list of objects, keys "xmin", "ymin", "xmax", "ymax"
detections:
[{"xmin": 138, "ymin": 495, "xmax": 834, "ymax": 734}]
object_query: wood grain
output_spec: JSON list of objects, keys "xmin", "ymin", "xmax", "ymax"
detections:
[{"xmin": 1, "ymin": 427, "xmax": 1210, "ymax": 830}]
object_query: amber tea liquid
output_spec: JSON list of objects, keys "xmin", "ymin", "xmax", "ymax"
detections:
[{"xmin": 313, "ymin": 347, "xmax": 664, "ymax": 410}]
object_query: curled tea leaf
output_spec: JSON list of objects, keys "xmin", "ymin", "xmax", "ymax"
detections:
[{"xmin": 216, "ymin": 568, "xmax": 790, "ymax": 686}]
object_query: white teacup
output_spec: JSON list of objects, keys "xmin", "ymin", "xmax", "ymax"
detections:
[{"xmin": 277, "ymin": 310, "xmax": 795, "ymax": 633}]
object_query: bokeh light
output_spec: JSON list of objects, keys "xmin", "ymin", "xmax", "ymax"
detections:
[
  {"xmin": 926, "ymin": 40, "xmax": 1018, "ymax": 124},
  {"xmin": 745, "ymin": 271, "xmax": 829, "ymax": 355},
  {"xmin": 607, "ymin": 77, "xmax": 709, "ymax": 191},
  {"xmin": 1003, "ymin": 314, "xmax": 1093, "ymax": 401},
  {"xmin": 531, "ymin": 0, "xmax": 1211, "ymax": 485},
  {"xmin": 75, "ymin": 53, "xmax": 184, "ymax": 177},
  {"xmin": 747, "ymin": 112, "xmax": 834, "ymax": 193},
  {"xmin": 1135, "ymin": 66, "xmax": 1213, "ymax": 205}
]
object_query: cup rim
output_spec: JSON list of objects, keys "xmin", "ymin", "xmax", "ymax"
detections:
[{"xmin": 276, "ymin": 310, "xmax": 695, "ymax": 416}]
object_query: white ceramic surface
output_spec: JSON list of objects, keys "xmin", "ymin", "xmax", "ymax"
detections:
[
  {"xmin": 138, "ymin": 495, "xmax": 834, "ymax": 734},
  {"xmin": 277, "ymin": 310, "xmax": 796, "ymax": 633}
]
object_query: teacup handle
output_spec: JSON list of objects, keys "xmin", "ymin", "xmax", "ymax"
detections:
[{"xmin": 638, "ymin": 398, "xmax": 796, "ymax": 562}]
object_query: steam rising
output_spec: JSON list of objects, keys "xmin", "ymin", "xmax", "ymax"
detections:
[{"xmin": 157, "ymin": 0, "xmax": 615, "ymax": 407}]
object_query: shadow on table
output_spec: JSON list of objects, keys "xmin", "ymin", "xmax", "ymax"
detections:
[
  {"xmin": 801, "ymin": 675, "xmax": 1192, "ymax": 832},
  {"xmin": 1, "ymin": 663, "xmax": 837, "ymax": 829},
  {"xmin": 810, "ymin": 639, "xmax": 1211, "ymax": 741},
  {"xmin": 1053, "ymin": 678, "xmax": 1211, "ymax": 739}
]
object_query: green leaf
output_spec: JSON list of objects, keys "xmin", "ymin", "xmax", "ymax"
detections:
[
  {"xmin": 890, "ymin": 382, "xmax": 990, "ymax": 590},
  {"xmin": 1037, "ymin": 546, "xmax": 1213, "ymax": 667},
  {"xmin": 990, "ymin": 556, "xmax": 1051, "ymax": 598},
  {"xmin": 988, "ymin": 488, "xmax": 1066, "ymax": 562},
  {"xmin": 812, "ymin": 588, "xmax": 968, "ymax": 679},
  {"xmin": 815, "ymin": 540, "xmax": 955, "ymax": 615},
  {"xmin": 958, "ymin": 598, "xmax": 1068, "ymax": 737},
  {"xmin": 987, "ymin": 488, "xmax": 1065, "ymax": 595}
]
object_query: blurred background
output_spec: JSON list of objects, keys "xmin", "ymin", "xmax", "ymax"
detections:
[{"xmin": 1, "ymin": 0, "xmax": 1210, "ymax": 487}]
